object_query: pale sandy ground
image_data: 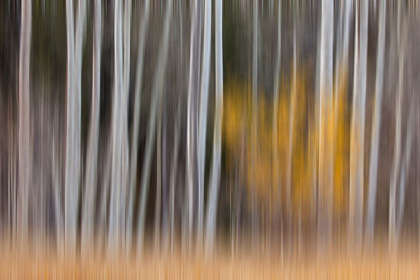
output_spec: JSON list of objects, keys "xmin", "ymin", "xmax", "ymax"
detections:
[{"xmin": 0, "ymin": 246, "xmax": 419, "ymax": 279}]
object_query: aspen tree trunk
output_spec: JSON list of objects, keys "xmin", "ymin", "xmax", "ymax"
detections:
[
  {"xmin": 98, "ymin": 140, "xmax": 112, "ymax": 253},
  {"xmin": 18, "ymin": 0, "xmax": 32, "ymax": 250},
  {"xmin": 395, "ymin": 104, "xmax": 415, "ymax": 244},
  {"xmin": 169, "ymin": 0, "xmax": 185, "ymax": 254},
  {"xmin": 197, "ymin": 0, "xmax": 212, "ymax": 251},
  {"xmin": 64, "ymin": 0, "xmax": 76, "ymax": 255},
  {"xmin": 251, "ymin": 0, "xmax": 259, "ymax": 248},
  {"xmin": 365, "ymin": 0, "xmax": 386, "ymax": 248},
  {"xmin": 51, "ymin": 125, "xmax": 63, "ymax": 257},
  {"xmin": 317, "ymin": 0, "xmax": 334, "ymax": 253},
  {"xmin": 120, "ymin": 0, "xmax": 132, "ymax": 247},
  {"xmin": 389, "ymin": 3, "xmax": 407, "ymax": 252},
  {"xmin": 186, "ymin": 0, "xmax": 203, "ymax": 251},
  {"xmin": 108, "ymin": 0, "xmax": 123, "ymax": 256},
  {"xmin": 334, "ymin": 0, "xmax": 352, "ymax": 114},
  {"xmin": 287, "ymin": 1, "xmax": 298, "ymax": 245},
  {"xmin": 81, "ymin": 0, "xmax": 102, "ymax": 256},
  {"xmin": 126, "ymin": 0, "xmax": 151, "ymax": 254},
  {"xmin": 136, "ymin": 0, "xmax": 172, "ymax": 255},
  {"xmin": 170, "ymin": 99, "xmax": 182, "ymax": 254},
  {"xmin": 161, "ymin": 84, "xmax": 168, "ymax": 254},
  {"xmin": 205, "ymin": 0, "xmax": 223, "ymax": 255},
  {"xmin": 271, "ymin": 0, "xmax": 282, "ymax": 255},
  {"xmin": 155, "ymin": 80, "xmax": 164, "ymax": 253},
  {"xmin": 63, "ymin": 0, "xmax": 87, "ymax": 256},
  {"xmin": 348, "ymin": 0, "xmax": 359, "ymax": 250},
  {"xmin": 7, "ymin": 101, "xmax": 16, "ymax": 243},
  {"xmin": 349, "ymin": 0, "xmax": 368, "ymax": 253}
]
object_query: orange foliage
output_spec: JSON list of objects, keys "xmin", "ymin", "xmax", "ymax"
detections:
[{"xmin": 223, "ymin": 67, "xmax": 350, "ymax": 220}]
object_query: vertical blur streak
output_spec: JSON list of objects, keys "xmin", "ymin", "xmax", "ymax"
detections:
[
  {"xmin": 186, "ymin": 0, "xmax": 202, "ymax": 253},
  {"xmin": 136, "ymin": 0, "xmax": 172, "ymax": 256},
  {"xmin": 64, "ymin": 0, "xmax": 75, "ymax": 256},
  {"xmin": 18, "ymin": 0, "xmax": 32, "ymax": 251},
  {"xmin": 251, "ymin": 0, "xmax": 259, "ymax": 248},
  {"xmin": 365, "ymin": 0, "xmax": 386, "ymax": 250},
  {"xmin": 170, "ymin": 0, "xmax": 185, "ymax": 255},
  {"xmin": 318, "ymin": 0, "xmax": 334, "ymax": 254},
  {"xmin": 396, "ymin": 102, "xmax": 415, "ymax": 243},
  {"xmin": 81, "ymin": 0, "xmax": 102, "ymax": 258},
  {"xmin": 287, "ymin": 1, "xmax": 298, "ymax": 251},
  {"xmin": 389, "ymin": 1, "xmax": 407, "ymax": 253},
  {"xmin": 205, "ymin": 0, "xmax": 223, "ymax": 256},
  {"xmin": 271, "ymin": 0, "xmax": 282, "ymax": 260},
  {"xmin": 197, "ymin": 0, "xmax": 212, "ymax": 253},
  {"xmin": 120, "ymin": 0, "xmax": 132, "ymax": 252},
  {"xmin": 349, "ymin": 0, "xmax": 368, "ymax": 254},
  {"xmin": 109, "ymin": 0, "xmax": 123, "ymax": 257},
  {"xmin": 126, "ymin": 0, "xmax": 151, "ymax": 255}
]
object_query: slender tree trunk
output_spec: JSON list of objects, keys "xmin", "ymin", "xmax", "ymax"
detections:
[
  {"xmin": 108, "ymin": 0, "xmax": 124, "ymax": 256},
  {"xmin": 251, "ymin": 0, "xmax": 259, "ymax": 248},
  {"xmin": 126, "ymin": 0, "xmax": 151, "ymax": 254},
  {"xmin": 81, "ymin": 0, "xmax": 102, "ymax": 257},
  {"xmin": 317, "ymin": 0, "xmax": 334, "ymax": 253},
  {"xmin": 98, "ymin": 140, "xmax": 112, "ymax": 253},
  {"xmin": 348, "ymin": 0, "xmax": 359, "ymax": 250},
  {"xmin": 395, "ymin": 104, "xmax": 415, "ymax": 244},
  {"xmin": 155, "ymin": 84, "xmax": 164, "ymax": 253},
  {"xmin": 51, "ymin": 125, "xmax": 63, "ymax": 257},
  {"xmin": 170, "ymin": 100, "xmax": 182, "ymax": 255},
  {"xmin": 334, "ymin": 0, "xmax": 352, "ymax": 116},
  {"xmin": 287, "ymin": 1, "xmax": 298, "ymax": 247},
  {"xmin": 169, "ymin": 0, "xmax": 185, "ymax": 255},
  {"xmin": 389, "ymin": 3, "xmax": 407, "ymax": 252},
  {"xmin": 161, "ymin": 86, "xmax": 169, "ymax": 254},
  {"xmin": 64, "ymin": 0, "xmax": 76, "ymax": 255},
  {"xmin": 349, "ymin": 0, "xmax": 368, "ymax": 253},
  {"xmin": 197, "ymin": 0, "xmax": 212, "ymax": 251},
  {"xmin": 18, "ymin": 0, "xmax": 32, "ymax": 250},
  {"xmin": 205, "ymin": 0, "xmax": 223, "ymax": 255},
  {"xmin": 136, "ymin": 0, "xmax": 173, "ymax": 256},
  {"xmin": 365, "ymin": 0, "xmax": 386, "ymax": 249},
  {"xmin": 186, "ymin": 0, "xmax": 203, "ymax": 252},
  {"xmin": 120, "ymin": 0, "xmax": 132, "ymax": 248},
  {"xmin": 63, "ymin": 0, "xmax": 87, "ymax": 256},
  {"xmin": 271, "ymin": 0, "xmax": 282, "ymax": 253}
]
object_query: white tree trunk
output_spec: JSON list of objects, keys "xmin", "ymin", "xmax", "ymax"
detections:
[
  {"xmin": 389, "ymin": 3, "xmax": 407, "ymax": 252},
  {"xmin": 170, "ymin": 100, "xmax": 182, "ymax": 254},
  {"xmin": 395, "ymin": 104, "xmax": 415, "ymax": 244},
  {"xmin": 365, "ymin": 0, "xmax": 386, "ymax": 248},
  {"xmin": 136, "ymin": 0, "xmax": 173, "ymax": 256},
  {"xmin": 81, "ymin": 0, "xmax": 102, "ymax": 257},
  {"xmin": 318, "ymin": 0, "xmax": 334, "ymax": 253},
  {"xmin": 205, "ymin": 0, "xmax": 223, "ymax": 255},
  {"xmin": 287, "ymin": 2, "xmax": 298, "ymax": 241},
  {"xmin": 186, "ymin": 0, "xmax": 203, "ymax": 252},
  {"xmin": 108, "ymin": 0, "xmax": 124, "ymax": 256},
  {"xmin": 349, "ymin": 0, "xmax": 368, "ymax": 253},
  {"xmin": 251, "ymin": 0, "xmax": 259, "ymax": 248},
  {"xmin": 64, "ymin": 0, "xmax": 76, "ymax": 256},
  {"xmin": 155, "ymin": 84, "xmax": 164, "ymax": 253},
  {"xmin": 126, "ymin": 0, "xmax": 151, "ymax": 254},
  {"xmin": 120, "ymin": 0, "xmax": 132, "ymax": 248},
  {"xmin": 18, "ymin": 0, "xmax": 32, "ymax": 249},
  {"xmin": 169, "ymin": 0, "xmax": 185, "ymax": 255},
  {"xmin": 197, "ymin": 0, "xmax": 212, "ymax": 251},
  {"xmin": 272, "ymin": 0, "xmax": 282, "ymax": 250}
]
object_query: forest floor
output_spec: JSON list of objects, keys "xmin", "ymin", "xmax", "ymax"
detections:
[{"xmin": 0, "ymin": 241, "xmax": 419, "ymax": 279}]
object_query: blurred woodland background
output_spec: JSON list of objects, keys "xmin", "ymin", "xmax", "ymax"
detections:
[{"xmin": 0, "ymin": 0, "xmax": 420, "ymax": 260}]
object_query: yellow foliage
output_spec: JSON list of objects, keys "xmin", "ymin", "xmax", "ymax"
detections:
[{"xmin": 223, "ymin": 67, "xmax": 350, "ymax": 220}]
